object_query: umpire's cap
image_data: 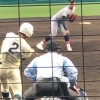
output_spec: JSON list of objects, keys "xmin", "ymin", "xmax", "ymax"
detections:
[{"xmin": 45, "ymin": 40, "xmax": 60, "ymax": 51}]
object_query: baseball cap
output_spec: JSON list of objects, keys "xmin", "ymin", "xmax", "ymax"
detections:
[{"xmin": 69, "ymin": 0, "xmax": 74, "ymax": 3}]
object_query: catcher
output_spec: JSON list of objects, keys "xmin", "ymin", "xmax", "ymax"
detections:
[{"xmin": 36, "ymin": 0, "xmax": 78, "ymax": 51}]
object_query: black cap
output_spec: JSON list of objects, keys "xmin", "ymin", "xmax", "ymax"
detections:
[
  {"xmin": 45, "ymin": 40, "xmax": 60, "ymax": 51},
  {"xmin": 69, "ymin": 0, "xmax": 74, "ymax": 3}
]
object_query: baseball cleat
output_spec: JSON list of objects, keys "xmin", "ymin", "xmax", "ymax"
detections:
[
  {"xmin": 36, "ymin": 42, "xmax": 44, "ymax": 50},
  {"xmin": 66, "ymin": 44, "xmax": 72, "ymax": 51}
]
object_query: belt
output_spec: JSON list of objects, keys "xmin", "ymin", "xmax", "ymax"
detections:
[{"xmin": 37, "ymin": 77, "xmax": 60, "ymax": 82}]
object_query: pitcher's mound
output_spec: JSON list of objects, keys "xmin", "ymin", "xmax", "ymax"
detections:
[{"xmin": 79, "ymin": 22, "xmax": 91, "ymax": 25}]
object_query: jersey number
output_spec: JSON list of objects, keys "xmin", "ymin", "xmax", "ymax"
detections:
[{"xmin": 9, "ymin": 42, "xmax": 19, "ymax": 54}]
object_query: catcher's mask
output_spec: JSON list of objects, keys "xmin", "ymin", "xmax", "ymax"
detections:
[{"xmin": 45, "ymin": 40, "xmax": 60, "ymax": 52}]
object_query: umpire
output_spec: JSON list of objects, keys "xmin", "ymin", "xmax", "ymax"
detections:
[{"xmin": 24, "ymin": 40, "xmax": 81, "ymax": 100}]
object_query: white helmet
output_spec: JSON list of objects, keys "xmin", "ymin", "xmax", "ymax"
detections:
[{"xmin": 19, "ymin": 22, "xmax": 34, "ymax": 37}]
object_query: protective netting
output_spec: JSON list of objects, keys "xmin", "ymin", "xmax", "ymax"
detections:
[{"xmin": 0, "ymin": 0, "xmax": 100, "ymax": 100}]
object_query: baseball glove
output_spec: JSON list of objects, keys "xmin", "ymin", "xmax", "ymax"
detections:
[{"xmin": 68, "ymin": 14, "xmax": 78, "ymax": 22}]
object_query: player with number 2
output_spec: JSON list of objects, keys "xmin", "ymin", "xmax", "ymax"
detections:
[{"xmin": 0, "ymin": 22, "xmax": 35, "ymax": 99}]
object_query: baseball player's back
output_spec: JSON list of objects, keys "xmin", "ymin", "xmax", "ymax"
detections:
[
  {"xmin": 1, "ymin": 32, "xmax": 34, "ymax": 60},
  {"xmin": 0, "ymin": 22, "xmax": 34, "ymax": 99}
]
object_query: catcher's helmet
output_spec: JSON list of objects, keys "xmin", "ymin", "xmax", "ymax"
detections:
[
  {"xmin": 19, "ymin": 22, "xmax": 34, "ymax": 37},
  {"xmin": 45, "ymin": 40, "xmax": 60, "ymax": 51}
]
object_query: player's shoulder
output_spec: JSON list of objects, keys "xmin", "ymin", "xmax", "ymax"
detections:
[
  {"xmin": 63, "ymin": 6, "xmax": 68, "ymax": 9},
  {"xmin": 6, "ymin": 32, "xmax": 18, "ymax": 38},
  {"xmin": 62, "ymin": 56, "xmax": 71, "ymax": 62},
  {"xmin": 62, "ymin": 6, "xmax": 69, "ymax": 11}
]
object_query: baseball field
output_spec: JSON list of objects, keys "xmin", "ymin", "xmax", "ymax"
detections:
[{"xmin": 0, "ymin": 2, "xmax": 100, "ymax": 100}]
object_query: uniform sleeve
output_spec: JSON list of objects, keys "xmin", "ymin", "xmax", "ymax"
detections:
[
  {"xmin": 63, "ymin": 57, "xmax": 78, "ymax": 87},
  {"xmin": 21, "ymin": 39, "xmax": 35, "ymax": 58},
  {"xmin": 22, "ymin": 46, "xmax": 34, "ymax": 58},
  {"xmin": 24, "ymin": 58, "xmax": 37, "ymax": 81},
  {"xmin": 60, "ymin": 7, "xmax": 69, "ymax": 30},
  {"xmin": 60, "ymin": 16, "xmax": 67, "ymax": 30}
]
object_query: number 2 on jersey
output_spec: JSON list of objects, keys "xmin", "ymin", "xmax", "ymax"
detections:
[{"xmin": 9, "ymin": 42, "xmax": 19, "ymax": 54}]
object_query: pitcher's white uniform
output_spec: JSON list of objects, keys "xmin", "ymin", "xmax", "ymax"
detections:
[
  {"xmin": 36, "ymin": 1, "xmax": 76, "ymax": 51},
  {"xmin": 0, "ymin": 32, "xmax": 34, "ymax": 98},
  {"xmin": 51, "ymin": 5, "xmax": 75, "ymax": 36}
]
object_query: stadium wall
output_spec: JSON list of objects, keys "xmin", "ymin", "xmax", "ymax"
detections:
[{"xmin": 0, "ymin": 0, "xmax": 99, "ymax": 5}]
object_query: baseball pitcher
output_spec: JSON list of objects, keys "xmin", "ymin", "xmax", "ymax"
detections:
[{"xmin": 36, "ymin": 0, "xmax": 78, "ymax": 51}]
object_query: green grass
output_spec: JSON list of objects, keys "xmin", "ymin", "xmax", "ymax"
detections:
[
  {"xmin": 76, "ymin": 4, "xmax": 100, "ymax": 16},
  {"xmin": 0, "ymin": 3, "xmax": 100, "ymax": 19}
]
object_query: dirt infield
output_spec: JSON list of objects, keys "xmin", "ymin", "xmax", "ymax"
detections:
[{"xmin": 0, "ymin": 16, "xmax": 100, "ymax": 100}]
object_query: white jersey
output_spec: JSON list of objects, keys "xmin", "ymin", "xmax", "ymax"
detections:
[
  {"xmin": 52, "ymin": 5, "xmax": 76, "ymax": 19},
  {"xmin": 1, "ymin": 32, "xmax": 34, "ymax": 60}
]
